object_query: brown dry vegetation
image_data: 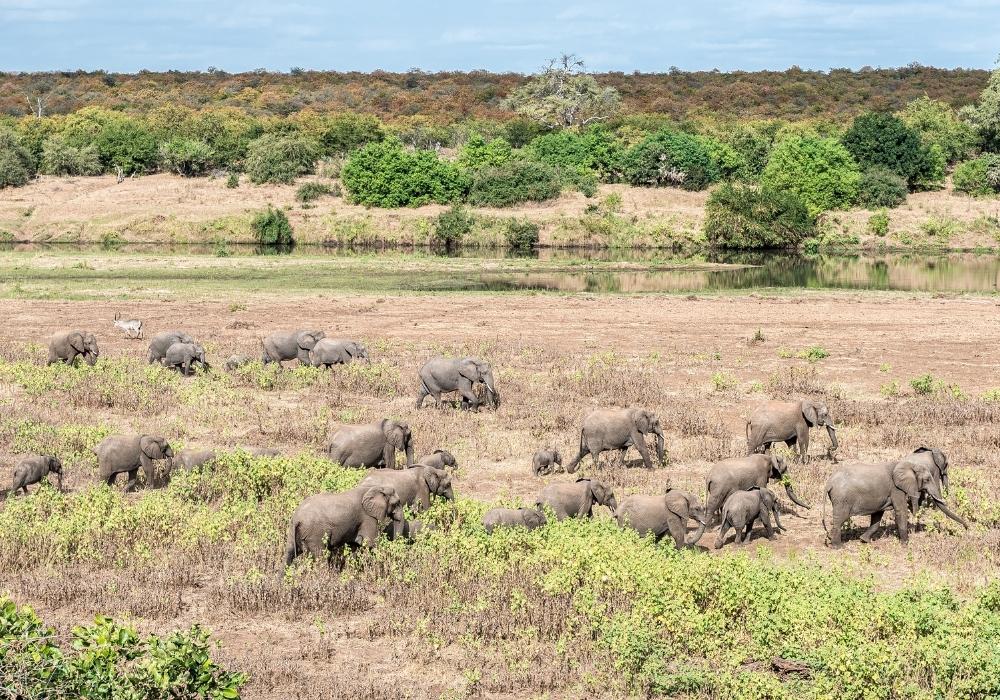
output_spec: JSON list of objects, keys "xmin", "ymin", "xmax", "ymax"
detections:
[{"xmin": 1, "ymin": 290, "xmax": 1000, "ymax": 698}]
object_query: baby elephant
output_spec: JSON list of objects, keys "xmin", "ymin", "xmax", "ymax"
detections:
[
  {"xmin": 162, "ymin": 342, "xmax": 208, "ymax": 375},
  {"xmin": 48, "ymin": 330, "xmax": 100, "ymax": 366},
  {"xmin": 482, "ymin": 507, "xmax": 547, "ymax": 534},
  {"xmin": 11, "ymin": 455, "xmax": 63, "ymax": 495},
  {"xmin": 224, "ymin": 354, "xmax": 254, "ymax": 371},
  {"xmin": 531, "ymin": 447, "xmax": 562, "ymax": 476},
  {"xmin": 418, "ymin": 449, "xmax": 458, "ymax": 471},
  {"xmin": 715, "ymin": 487, "xmax": 783, "ymax": 549}
]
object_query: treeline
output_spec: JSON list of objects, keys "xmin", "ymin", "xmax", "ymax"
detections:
[{"xmin": 1, "ymin": 65, "xmax": 989, "ymax": 121}]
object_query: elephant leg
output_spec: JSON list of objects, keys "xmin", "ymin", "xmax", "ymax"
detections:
[
  {"xmin": 665, "ymin": 516, "xmax": 686, "ymax": 550},
  {"xmin": 125, "ymin": 469, "xmax": 139, "ymax": 492},
  {"xmin": 457, "ymin": 379, "xmax": 479, "ymax": 412},
  {"xmin": 829, "ymin": 505, "xmax": 850, "ymax": 547},
  {"xmin": 759, "ymin": 512, "xmax": 775, "ymax": 539},
  {"xmin": 796, "ymin": 427, "xmax": 809, "ymax": 461},
  {"xmin": 140, "ymin": 455, "xmax": 156, "ymax": 488},
  {"xmin": 565, "ymin": 442, "xmax": 588, "ymax": 474},
  {"xmin": 301, "ymin": 533, "xmax": 327, "ymax": 563},
  {"xmin": 733, "ymin": 517, "xmax": 748, "ymax": 544},
  {"xmin": 890, "ymin": 492, "xmax": 909, "ymax": 543},
  {"xmin": 860, "ymin": 511, "xmax": 884, "ymax": 543},
  {"xmin": 632, "ymin": 434, "xmax": 653, "ymax": 470},
  {"xmin": 589, "ymin": 445, "xmax": 603, "ymax": 470},
  {"xmin": 415, "ymin": 385, "xmax": 429, "ymax": 408},
  {"xmin": 714, "ymin": 520, "xmax": 730, "ymax": 549}
]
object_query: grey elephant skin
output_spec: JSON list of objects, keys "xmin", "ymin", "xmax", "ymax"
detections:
[
  {"xmin": 531, "ymin": 448, "xmax": 562, "ymax": 477},
  {"xmin": 261, "ymin": 330, "xmax": 325, "ymax": 366},
  {"xmin": 95, "ymin": 434, "xmax": 173, "ymax": 491},
  {"xmin": 824, "ymin": 448, "xmax": 968, "ymax": 547},
  {"xmin": 10, "ymin": 455, "xmax": 63, "ymax": 496},
  {"xmin": 715, "ymin": 487, "xmax": 783, "ymax": 549},
  {"xmin": 224, "ymin": 354, "xmax": 254, "ymax": 371},
  {"xmin": 415, "ymin": 356, "xmax": 499, "ymax": 411},
  {"xmin": 566, "ymin": 407, "xmax": 665, "ymax": 472},
  {"xmin": 162, "ymin": 342, "xmax": 208, "ymax": 375},
  {"xmin": 310, "ymin": 339, "xmax": 369, "ymax": 367},
  {"xmin": 326, "ymin": 419, "xmax": 414, "ymax": 469},
  {"xmin": 536, "ymin": 477, "xmax": 617, "ymax": 520},
  {"xmin": 283, "ymin": 485, "xmax": 404, "ymax": 566},
  {"xmin": 905, "ymin": 446, "xmax": 950, "ymax": 505},
  {"xmin": 359, "ymin": 465, "xmax": 453, "ymax": 512},
  {"xmin": 147, "ymin": 331, "xmax": 194, "ymax": 364},
  {"xmin": 240, "ymin": 446, "xmax": 281, "ymax": 457},
  {"xmin": 747, "ymin": 399, "xmax": 838, "ymax": 460},
  {"xmin": 616, "ymin": 488, "xmax": 708, "ymax": 548},
  {"xmin": 483, "ymin": 507, "xmax": 547, "ymax": 533},
  {"xmin": 705, "ymin": 453, "xmax": 809, "ymax": 523},
  {"xmin": 48, "ymin": 330, "xmax": 100, "ymax": 366},
  {"xmin": 418, "ymin": 449, "xmax": 458, "ymax": 471},
  {"xmin": 176, "ymin": 448, "xmax": 217, "ymax": 471}
]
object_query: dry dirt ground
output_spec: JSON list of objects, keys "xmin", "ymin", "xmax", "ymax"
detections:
[{"xmin": 2, "ymin": 291, "xmax": 1000, "ymax": 698}]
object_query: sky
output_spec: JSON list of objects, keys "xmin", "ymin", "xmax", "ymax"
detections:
[{"xmin": 1, "ymin": 0, "xmax": 999, "ymax": 74}]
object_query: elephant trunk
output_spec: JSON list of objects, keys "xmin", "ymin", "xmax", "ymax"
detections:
[
  {"xmin": 825, "ymin": 424, "xmax": 839, "ymax": 452},
  {"xmin": 654, "ymin": 428, "xmax": 665, "ymax": 465},
  {"xmin": 784, "ymin": 482, "xmax": 810, "ymax": 509},
  {"xmin": 931, "ymin": 496, "xmax": 969, "ymax": 529},
  {"xmin": 942, "ymin": 472, "xmax": 949, "ymax": 493},
  {"xmin": 685, "ymin": 520, "xmax": 707, "ymax": 546},
  {"xmin": 606, "ymin": 495, "xmax": 618, "ymax": 516},
  {"xmin": 404, "ymin": 441, "xmax": 414, "ymax": 467},
  {"xmin": 483, "ymin": 374, "xmax": 499, "ymax": 408}
]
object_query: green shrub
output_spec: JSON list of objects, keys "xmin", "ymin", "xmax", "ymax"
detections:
[
  {"xmin": 796, "ymin": 345, "xmax": 830, "ymax": 362},
  {"xmin": 910, "ymin": 372, "xmax": 945, "ymax": 395},
  {"xmin": 40, "ymin": 134, "xmax": 101, "ymax": 176},
  {"xmin": 341, "ymin": 139, "xmax": 468, "ymax": 207},
  {"xmin": 318, "ymin": 113, "xmax": 384, "ymax": 155},
  {"xmin": 158, "ymin": 137, "xmax": 214, "ymax": 176},
  {"xmin": 60, "ymin": 109, "xmax": 158, "ymax": 175},
  {"xmin": 457, "ymin": 133, "xmax": 513, "ymax": 170},
  {"xmin": 900, "ymin": 96, "xmax": 977, "ymax": 164},
  {"xmin": 622, "ymin": 129, "xmax": 718, "ymax": 190},
  {"xmin": 696, "ymin": 135, "xmax": 747, "ymax": 181},
  {"xmin": 245, "ymin": 133, "xmax": 318, "ymax": 184},
  {"xmin": 226, "ymin": 172, "xmax": 239, "ymax": 188},
  {"xmin": 868, "ymin": 209, "xmax": 890, "ymax": 237},
  {"xmin": 0, "ymin": 129, "xmax": 36, "ymax": 188},
  {"xmin": 295, "ymin": 182, "xmax": 333, "ymax": 203},
  {"xmin": 760, "ymin": 136, "xmax": 860, "ymax": 218},
  {"xmin": 433, "ymin": 205, "xmax": 473, "ymax": 248},
  {"xmin": 842, "ymin": 111, "xmax": 943, "ymax": 188},
  {"xmin": 857, "ymin": 167, "xmax": 908, "ymax": 208},
  {"xmin": 953, "ymin": 154, "xmax": 1000, "ymax": 197},
  {"xmin": 251, "ymin": 206, "xmax": 294, "ymax": 246},
  {"xmin": 504, "ymin": 220, "xmax": 540, "ymax": 250},
  {"xmin": 467, "ymin": 159, "xmax": 561, "ymax": 207},
  {"xmin": 524, "ymin": 127, "xmax": 626, "ymax": 183},
  {"xmin": 704, "ymin": 183, "xmax": 814, "ymax": 249}
]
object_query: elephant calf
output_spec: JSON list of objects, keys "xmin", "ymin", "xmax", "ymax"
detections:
[
  {"xmin": 94, "ymin": 434, "xmax": 173, "ymax": 491},
  {"xmin": 536, "ymin": 478, "xmax": 617, "ymax": 521},
  {"xmin": 418, "ymin": 449, "xmax": 458, "ymax": 472},
  {"xmin": 616, "ymin": 488, "xmax": 708, "ymax": 549},
  {"xmin": 48, "ymin": 330, "xmax": 100, "ymax": 366},
  {"xmin": 176, "ymin": 448, "xmax": 217, "ymax": 471},
  {"xmin": 327, "ymin": 419, "xmax": 414, "ymax": 470},
  {"xmin": 565, "ymin": 407, "xmax": 665, "ymax": 472},
  {"xmin": 483, "ymin": 507, "xmax": 547, "ymax": 533},
  {"xmin": 416, "ymin": 356, "xmax": 499, "ymax": 411},
  {"xmin": 10, "ymin": 455, "xmax": 63, "ymax": 495},
  {"xmin": 715, "ymin": 487, "xmax": 783, "ymax": 549},
  {"xmin": 147, "ymin": 331, "xmax": 195, "ymax": 364},
  {"xmin": 531, "ymin": 447, "xmax": 562, "ymax": 477},
  {"xmin": 162, "ymin": 342, "xmax": 208, "ymax": 376},
  {"xmin": 310, "ymin": 338, "xmax": 369, "ymax": 367},
  {"xmin": 705, "ymin": 454, "xmax": 809, "ymax": 524},
  {"xmin": 224, "ymin": 354, "xmax": 254, "ymax": 371}
]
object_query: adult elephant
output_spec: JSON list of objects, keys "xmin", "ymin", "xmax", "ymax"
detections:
[
  {"xmin": 746, "ymin": 399, "xmax": 838, "ymax": 460},
  {"xmin": 704, "ymin": 454, "xmax": 809, "ymax": 523},
  {"xmin": 565, "ymin": 407, "xmax": 665, "ymax": 472},
  {"xmin": 415, "ymin": 356, "xmax": 499, "ymax": 411},
  {"xmin": 359, "ymin": 465, "xmax": 453, "ymax": 512},
  {"xmin": 147, "ymin": 331, "xmax": 194, "ymax": 365},
  {"xmin": 535, "ymin": 477, "xmax": 617, "ymax": 521},
  {"xmin": 326, "ymin": 419, "xmax": 414, "ymax": 469},
  {"xmin": 824, "ymin": 449, "xmax": 968, "ymax": 547},
  {"xmin": 616, "ymin": 487, "xmax": 708, "ymax": 548},
  {"xmin": 261, "ymin": 330, "xmax": 325, "ymax": 367},
  {"xmin": 283, "ymin": 485, "xmax": 404, "ymax": 566},
  {"xmin": 48, "ymin": 330, "xmax": 100, "ymax": 366},
  {"xmin": 94, "ymin": 434, "xmax": 174, "ymax": 491},
  {"xmin": 310, "ymin": 339, "xmax": 369, "ymax": 367}
]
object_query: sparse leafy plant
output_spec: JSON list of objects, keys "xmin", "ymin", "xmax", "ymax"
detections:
[{"xmin": 251, "ymin": 206, "xmax": 294, "ymax": 246}]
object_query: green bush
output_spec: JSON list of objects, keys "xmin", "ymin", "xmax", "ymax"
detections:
[
  {"xmin": 457, "ymin": 133, "xmax": 513, "ymax": 170},
  {"xmin": 704, "ymin": 183, "xmax": 814, "ymax": 249},
  {"xmin": 226, "ymin": 172, "xmax": 239, "ymax": 188},
  {"xmin": 760, "ymin": 136, "xmax": 860, "ymax": 218},
  {"xmin": 868, "ymin": 209, "xmax": 890, "ymax": 237},
  {"xmin": 40, "ymin": 134, "xmax": 101, "ymax": 176},
  {"xmin": 900, "ymin": 96, "xmax": 977, "ymax": 164},
  {"xmin": 504, "ymin": 219, "xmax": 540, "ymax": 250},
  {"xmin": 842, "ymin": 111, "xmax": 943, "ymax": 189},
  {"xmin": 158, "ymin": 137, "xmax": 215, "ymax": 176},
  {"xmin": 622, "ymin": 129, "xmax": 718, "ymax": 190},
  {"xmin": 245, "ymin": 133, "xmax": 318, "ymax": 184},
  {"xmin": 295, "ymin": 182, "xmax": 333, "ymax": 203},
  {"xmin": 857, "ymin": 167, "xmax": 908, "ymax": 208},
  {"xmin": 60, "ymin": 109, "xmax": 158, "ymax": 175},
  {"xmin": 524, "ymin": 127, "xmax": 626, "ymax": 182},
  {"xmin": 696, "ymin": 135, "xmax": 748, "ymax": 181},
  {"xmin": 433, "ymin": 205, "xmax": 473, "ymax": 248},
  {"xmin": 251, "ymin": 206, "xmax": 294, "ymax": 246},
  {"xmin": 467, "ymin": 159, "xmax": 562, "ymax": 207},
  {"xmin": 341, "ymin": 139, "xmax": 468, "ymax": 207},
  {"xmin": 953, "ymin": 154, "xmax": 1000, "ymax": 197},
  {"xmin": 0, "ymin": 129, "xmax": 37, "ymax": 188},
  {"xmin": 318, "ymin": 113, "xmax": 384, "ymax": 155}
]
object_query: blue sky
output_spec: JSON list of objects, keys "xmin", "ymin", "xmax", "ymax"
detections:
[{"xmin": 2, "ymin": 0, "xmax": 999, "ymax": 73}]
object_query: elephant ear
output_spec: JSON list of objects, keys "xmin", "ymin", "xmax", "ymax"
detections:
[
  {"xmin": 769, "ymin": 455, "xmax": 786, "ymax": 479},
  {"xmin": 424, "ymin": 468, "xmax": 442, "ymax": 494},
  {"xmin": 575, "ymin": 477, "xmax": 592, "ymax": 484},
  {"xmin": 362, "ymin": 487, "xmax": 390, "ymax": 520},
  {"xmin": 68, "ymin": 332, "xmax": 86, "ymax": 354},
  {"xmin": 891, "ymin": 462, "xmax": 920, "ymax": 499},
  {"xmin": 663, "ymin": 491, "xmax": 689, "ymax": 520},
  {"xmin": 457, "ymin": 360, "xmax": 481, "ymax": 383},
  {"xmin": 139, "ymin": 436, "xmax": 160, "ymax": 459},
  {"xmin": 930, "ymin": 448, "xmax": 947, "ymax": 473},
  {"xmin": 801, "ymin": 401, "xmax": 819, "ymax": 427}
]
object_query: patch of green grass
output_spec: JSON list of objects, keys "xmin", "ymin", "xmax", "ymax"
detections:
[{"xmin": 795, "ymin": 345, "xmax": 830, "ymax": 363}]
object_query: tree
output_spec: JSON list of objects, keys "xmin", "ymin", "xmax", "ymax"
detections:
[
  {"xmin": 962, "ymin": 57, "xmax": 1000, "ymax": 151},
  {"xmin": 503, "ymin": 54, "xmax": 621, "ymax": 129},
  {"xmin": 841, "ymin": 112, "xmax": 942, "ymax": 188},
  {"xmin": 900, "ymin": 96, "xmax": 976, "ymax": 164},
  {"xmin": 760, "ymin": 136, "xmax": 861, "ymax": 218}
]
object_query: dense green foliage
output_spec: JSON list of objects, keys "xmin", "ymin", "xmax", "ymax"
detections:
[
  {"xmin": 433, "ymin": 205, "xmax": 474, "ymax": 247},
  {"xmin": 295, "ymin": 181, "xmax": 333, "ymax": 203},
  {"xmin": 842, "ymin": 112, "xmax": 943, "ymax": 189},
  {"xmin": 952, "ymin": 154, "xmax": 1000, "ymax": 197},
  {"xmin": 504, "ymin": 219, "xmax": 541, "ymax": 250},
  {"xmin": 40, "ymin": 134, "xmax": 101, "ymax": 176},
  {"xmin": 524, "ymin": 127, "xmax": 626, "ymax": 182},
  {"xmin": 466, "ymin": 158, "xmax": 562, "ymax": 207},
  {"xmin": 456, "ymin": 133, "xmax": 514, "ymax": 170},
  {"xmin": 158, "ymin": 136, "xmax": 215, "ymax": 177},
  {"xmin": 341, "ymin": 139, "xmax": 468, "ymax": 207},
  {"xmin": 622, "ymin": 129, "xmax": 718, "ymax": 190},
  {"xmin": 704, "ymin": 183, "xmax": 815, "ymax": 249},
  {"xmin": 250, "ymin": 206, "xmax": 294, "ymax": 246},
  {"xmin": 760, "ymin": 136, "xmax": 861, "ymax": 218},
  {"xmin": 317, "ymin": 112, "xmax": 385, "ymax": 154},
  {"xmin": 0, "ymin": 129, "xmax": 36, "ymax": 187},
  {"xmin": 857, "ymin": 167, "xmax": 910, "ymax": 208},
  {"xmin": 900, "ymin": 96, "xmax": 977, "ymax": 164},
  {"xmin": 244, "ymin": 133, "xmax": 318, "ymax": 184}
]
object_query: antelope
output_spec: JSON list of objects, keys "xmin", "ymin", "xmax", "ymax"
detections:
[{"xmin": 113, "ymin": 312, "xmax": 143, "ymax": 339}]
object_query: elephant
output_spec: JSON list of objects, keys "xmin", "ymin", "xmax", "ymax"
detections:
[
  {"xmin": 415, "ymin": 356, "xmax": 499, "ymax": 411},
  {"xmin": 387, "ymin": 518, "xmax": 426, "ymax": 542},
  {"xmin": 616, "ymin": 488, "xmax": 708, "ymax": 548},
  {"xmin": 417, "ymin": 449, "xmax": 458, "ymax": 471},
  {"xmin": 704, "ymin": 454, "xmax": 809, "ymax": 524},
  {"xmin": 176, "ymin": 448, "xmax": 217, "ymax": 471},
  {"xmin": 824, "ymin": 450, "xmax": 968, "ymax": 547},
  {"xmin": 147, "ymin": 331, "xmax": 195, "ymax": 365},
  {"xmin": 162, "ymin": 342, "xmax": 208, "ymax": 376},
  {"xmin": 482, "ymin": 507, "xmax": 547, "ymax": 533},
  {"xmin": 904, "ymin": 446, "xmax": 950, "ymax": 503},
  {"xmin": 565, "ymin": 407, "xmax": 665, "ymax": 472},
  {"xmin": 224, "ymin": 354, "xmax": 254, "ymax": 371},
  {"xmin": 326, "ymin": 419, "xmax": 414, "ymax": 469},
  {"xmin": 531, "ymin": 447, "xmax": 563, "ymax": 477},
  {"xmin": 283, "ymin": 485, "xmax": 404, "ymax": 566},
  {"xmin": 359, "ymin": 465, "xmax": 454, "ymax": 512},
  {"xmin": 715, "ymin": 487, "xmax": 783, "ymax": 549},
  {"xmin": 10, "ymin": 455, "xmax": 63, "ymax": 495},
  {"xmin": 310, "ymin": 339, "xmax": 369, "ymax": 367},
  {"xmin": 746, "ymin": 399, "xmax": 838, "ymax": 460},
  {"xmin": 94, "ymin": 434, "xmax": 174, "ymax": 491},
  {"xmin": 261, "ymin": 330, "xmax": 325, "ymax": 366},
  {"xmin": 47, "ymin": 330, "xmax": 99, "ymax": 366},
  {"xmin": 535, "ymin": 477, "xmax": 617, "ymax": 521},
  {"xmin": 240, "ymin": 446, "xmax": 281, "ymax": 457}
]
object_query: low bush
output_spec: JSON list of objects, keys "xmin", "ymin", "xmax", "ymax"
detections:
[
  {"xmin": 868, "ymin": 209, "xmax": 890, "ymax": 237},
  {"xmin": 0, "ymin": 129, "xmax": 36, "ymax": 188},
  {"xmin": 524, "ymin": 127, "xmax": 626, "ymax": 183},
  {"xmin": 466, "ymin": 159, "xmax": 562, "ymax": 207},
  {"xmin": 318, "ymin": 112, "xmax": 384, "ymax": 155},
  {"xmin": 244, "ymin": 133, "xmax": 318, "ymax": 184},
  {"xmin": 40, "ymin": 134, "xmax": 101, "ymax": 176},
  {"xmin": 760, "ymin": 136, "xmax": 861, "ymax": 218},
  {"xmin": 295, "ymin": 182, "xmax": 333, "ymax": 203},
  {"xmin": 504, "ymin": 219, "xmax": 540, "ymax": 250},
  {"xmin": 226, "ymin": 172, "xmax": 239, "ymax": 188},
  {"xmin": 341, "ymin": 139, "xmax": 468, "ymax": 207},
  {"xmin": 251, "ymin": 206, "xmax": 294, "ymax": 246},
  {"xmin": 456, "ymin": 133, "xmax": 513, "ymax": 170},
  {"xmin": 952, "ymin": 154, "xmax": 1000, "ymax": 197},
  {"xmin": 622, "ymin": 129, "xmax": 718, "ymax": 190},
  {"xmin": 704, "ymin": 183, "xmax": 814, "ymax": 249},
  {"xmin": 433, "ymin": 205, "xmax": 474, "ymax": 248},
  {"xmin": 158, "ymin": 137, "xmax": 215, "ymax": 177},
  {"xmin": 857, "ymin": 167, "xmax": 908, "ymax": 208}
]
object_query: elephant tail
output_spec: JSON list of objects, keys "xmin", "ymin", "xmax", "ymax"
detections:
[{"xmin": 283, "ymin": 519, "xmax": 300, "ymax": 567}]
